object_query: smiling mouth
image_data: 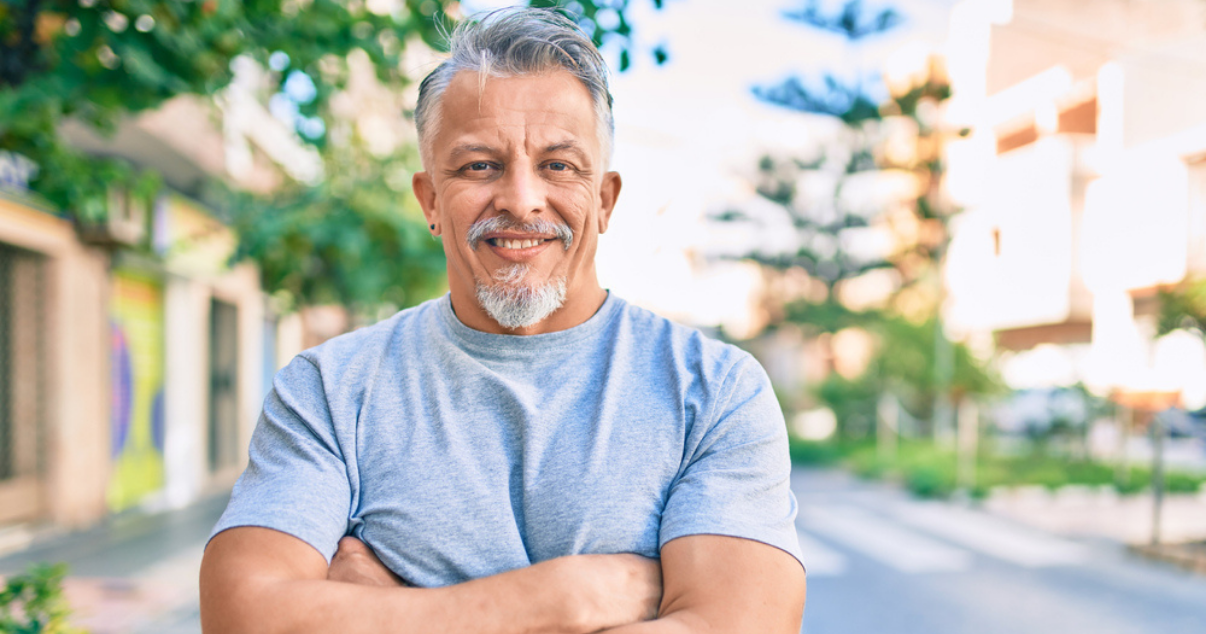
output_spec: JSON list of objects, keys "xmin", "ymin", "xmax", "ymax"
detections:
[{"xmin": 487, "ymin": 238, "xmax": 556, "ymax": 249}]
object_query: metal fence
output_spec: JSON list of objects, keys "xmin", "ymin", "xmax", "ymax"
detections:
[{"xmin": 0, "ymin": 242, "xmax": 48, "ymax": 524}]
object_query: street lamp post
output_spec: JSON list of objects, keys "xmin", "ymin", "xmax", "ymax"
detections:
[
  {"xmin": 1150, "ymin": 411, "xmax": 1165, "ymax": 546},
  {"xmin": 1113, "ymin": 389, "xmax": 1180, "ymax": 547},
  {"xmin": 957, "ymin": 398, "xmax": 979, "ymax": 493}
]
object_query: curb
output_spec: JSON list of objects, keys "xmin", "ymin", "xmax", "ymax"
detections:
[{"xmin": 1129, "ymin": 542, "xmax": 1206, "ymax": 575}]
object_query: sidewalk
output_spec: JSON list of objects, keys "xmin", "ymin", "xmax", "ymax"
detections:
[
  {"xmin": 983, "ymin": 485, "xmax": 1206, "ymax": 544},
  {"xmin": 0, "ymin": 493, "xmax": 228, "ymax": 634},
  {"xmin": 982, "ymin": 484, "xmax": 1206, "ymax": 574}
]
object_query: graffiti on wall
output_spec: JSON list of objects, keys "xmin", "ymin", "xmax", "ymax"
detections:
[{"xmin": 108, "ymin": 269, "xmax": 165, "ymax": 511}]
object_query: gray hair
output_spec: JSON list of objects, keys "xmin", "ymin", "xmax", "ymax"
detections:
[{"xmin": 415, "ymin": 7, "xmax": 615, "ymax": 169}]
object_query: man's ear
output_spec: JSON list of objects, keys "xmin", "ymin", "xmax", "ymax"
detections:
[
  {"xmin": 597, "ymin": 171, "xmax": 622, "ymax": 234},
  {"xmin": 413, "ymin": 171, "xmax": 440, "ymax": 234}
]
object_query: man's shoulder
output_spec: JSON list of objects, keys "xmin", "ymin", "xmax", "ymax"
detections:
[{"xmin": 612, "ymin": 296, "xmax": 758, "ymax": 381}]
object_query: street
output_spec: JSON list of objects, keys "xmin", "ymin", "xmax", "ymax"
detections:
[
  {"xmin": 2, "ymin": 468, "xmax": 1205, "ymax": 633},
  {"xmin": 794, "ymin": 469, "xmax": 1206, "ymax": 634}
]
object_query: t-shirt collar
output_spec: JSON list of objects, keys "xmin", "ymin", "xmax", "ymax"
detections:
[{"xmin": 437, "ymin": 291, "xmax": 622, "ymax": 357}]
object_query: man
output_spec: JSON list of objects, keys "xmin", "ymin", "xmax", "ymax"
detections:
[{"xmin": 200, "ymin": 8, "xmax": 805, "ymax": 633}]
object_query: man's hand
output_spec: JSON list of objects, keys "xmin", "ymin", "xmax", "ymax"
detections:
[
  {"xmin": 557, "ymin": 553, "xmax": 662, "ymax": 627},
  {"xmin": 326, "ymin": 536, "xmax": 660, "ymax": 625},
  {"xmin": 327, "ymin": 536, "xmax": 409, "ymax": 587},
  {"xmin": 201, "ymin": 526, "xmax": 662, "ymax": 634}
]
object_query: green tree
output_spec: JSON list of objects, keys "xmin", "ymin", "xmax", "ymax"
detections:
[
  {"xmin": 717, "ymin": 0, "xmax": 993, "ymax": 435},
  {"xmin": 1, "ymin": 0, "xmax": 666, "ymax": 310},
  {"xmin": 220, "ymin": 142, "xmax": 447, "ymax": 312},
  {"xmin": 2, "ymin": 0, "xmax": 453, "ymax": 220},
  {"xmin": 726, "ymin": 0, "xmax": 957, "ymax": 329},
  {"xmin": 723, "ymin": 0, "xmax": 901, "ymax": 331},
  {"xmin": 1157, "ymin": 277, "xmax": 1206, "ymax": 337}
]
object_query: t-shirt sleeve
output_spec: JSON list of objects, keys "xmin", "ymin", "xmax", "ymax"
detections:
[
  {"xmin": 207, "ymin": 355, "xmax": 351, "ymax": 563},
  {"xmin": 658, "ymin": 353, "xmax": 804, "ymax": 571}
]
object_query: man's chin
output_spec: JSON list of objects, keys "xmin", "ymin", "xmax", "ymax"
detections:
[{"xmin": 475, "ymin": 278, "xmax": 567, "ymax": 330}]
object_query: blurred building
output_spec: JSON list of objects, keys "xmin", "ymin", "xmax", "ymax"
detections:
[
  {"xmin": 943, "ymin": 0, "xmax": 1206, "ymax": 401},
  {"xmin": 0, "ymin": 66, "xmax": 315, "ymax": 534}
]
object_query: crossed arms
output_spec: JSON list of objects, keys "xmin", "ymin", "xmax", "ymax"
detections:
[{"xmin": 199, "ymin": 526, "xmax": 805, "ymax": 634}]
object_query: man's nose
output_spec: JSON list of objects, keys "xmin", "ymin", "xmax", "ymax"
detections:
[{"xmin": 494, "ymin": 165, "xmax": 546, "ymax": 222}]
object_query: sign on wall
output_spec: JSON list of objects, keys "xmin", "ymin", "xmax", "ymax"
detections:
[{"xmin": 108, "ymin": 269, "xmax": 166, "ymax": 511}]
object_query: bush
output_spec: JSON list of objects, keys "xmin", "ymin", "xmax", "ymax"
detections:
[
  {"xmin": 0, "ymin": 563, "xmax": 82, "ymax": 634},
  {"xmin": 904, "ymin": 464, "xmax": 955, "ymax": 498},
  {"xmin": 842, "ymin": 443, "xmax": 888, "ymax": 479},
  {"xmin": 1114, "ymin": 468, "xmax": 1151, "ymax": 495},
  {"xmin": 787, "ymin": 437, "xmax": 843, "ymax": 466},
  {"xmin": 789, "ymin": 426, "xmax": 1206, "ymax": 500},
  {"xmin": 1164, "ymin": 471, "xmax": 1206, "ymax": 494}
]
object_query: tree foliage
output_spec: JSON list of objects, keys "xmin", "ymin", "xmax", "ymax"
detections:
[
  {"xmin": 725, "ymin": 0, "xmax": 968, "ymax": 327},
  {"xmin": 722, "ymin": 0, "xmax": 935, "ymax": 331},
  {"xmin": 782, "ymin": 0, "xmax": 901, "ymax": 41},
  {"xmin": 753, "ymin": 0, "xmax": 901, "ymax": 123},
  {"xmin": 1157, "ymin": 277, "xmax": 1206, "ymax": 337},
  {"xmin": 0, "ymin": 563, "xmax": 80, "ymax": 634},
  {"xmin": 0, "ymin": 0, "xmax": 666, "ymax": 310},
  {"xmin": 222, "ymin": 144, "xmax": 446, "ymax": 311},
  {"xmin": 1, "ymin": 0, "xmax": 457, "ymax": 221},
  {"xmin": 720, "ymin": 0, "xmax": 995, "ymax": 430},
  {"xmin": 812, "ymin": 313, "xmax": 1000, "ymax": 440}
]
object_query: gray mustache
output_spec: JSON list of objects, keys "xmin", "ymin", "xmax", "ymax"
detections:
[{"xmin": 466, "ymin": 216, "xmax": 573, "ymax": 251}]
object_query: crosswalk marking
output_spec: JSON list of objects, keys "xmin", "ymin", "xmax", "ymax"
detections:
[
  {"xmin": 890, "ymin": 502, "xmax": 1090, "ymax": 567},
  {"xmin": 795, "ymin": 530, "xmax": 847, "ymax": 576},
  {"xmin": 800, "ymin": 505, "xmax": 973, "ymax": 573}
]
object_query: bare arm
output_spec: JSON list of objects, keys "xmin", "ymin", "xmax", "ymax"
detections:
[
  {"xmin": 600, "ymin": 534, "xmax": 806, "ymax": 634},
  {"xmin": 199, "ymin": 526, "xmax": 661, "ymax": 634}
]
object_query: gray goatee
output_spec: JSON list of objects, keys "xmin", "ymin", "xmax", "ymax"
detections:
[
  {"xmin": 475, "ymin": 264, "xmax": 567, "ymax": 329},
  {"xmin": 466, "ymin": 217, "xmax": 573, "ymax": 330}
]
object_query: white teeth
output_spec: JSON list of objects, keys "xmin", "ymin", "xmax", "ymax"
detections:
[{"xmin": 498, "ymin": 239, "xmax": 540, "ymax": 249}]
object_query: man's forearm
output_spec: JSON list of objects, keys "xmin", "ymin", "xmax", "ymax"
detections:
[
  {"xmin": 204, "ymin": 565, "xmax": 579, "ymax": 634},
  {"xmin": 588, "ymin": 535, "xmax": 807, "ymax": 634},
  {"xmin": 200, "ymin": 527, "xmax": 659, "ymax": 634},
  {"xmin": 594, "ymin": 613, "xmax": 698, "ymax": 634}
]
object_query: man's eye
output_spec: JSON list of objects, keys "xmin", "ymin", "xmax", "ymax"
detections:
[
  {"xmin": 466, "ymin": 162, "xmax": 492, "ymax": 171},
  {"xmin": 546, "ymin": 162, "xmax": 570, "ymax": 171}
]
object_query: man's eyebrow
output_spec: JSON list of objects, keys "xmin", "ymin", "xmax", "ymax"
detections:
[
  {"xmin": 448, "ymin": 144, "xmax": 498, "ymax": 158},
  {"xmin": 544, "ymin": 141, "xmax": 589, "ymax": 158}
]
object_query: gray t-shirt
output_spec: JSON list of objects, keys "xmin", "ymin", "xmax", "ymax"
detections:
[{"xmin": 212, "ymin": 293, "xmax": 803, "ymax": 587}]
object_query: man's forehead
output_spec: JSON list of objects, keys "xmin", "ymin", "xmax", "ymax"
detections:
[
  {"xmin": 434, "ymin": 72, "xmax": 600, "ymax": 158},
  {"xmin": 445, "ymin": 67, "xmax": 586, "ymax": 96},
  {"xmin": 440, "ymin": 73, "xmax": 593, "ymax": 123}
]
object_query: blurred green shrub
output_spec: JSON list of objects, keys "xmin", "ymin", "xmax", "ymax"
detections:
[
  {"xmin": 904, "ymin": 464, "xmax": 954, "ymax": 498},
  {"xmin": 787, "ymin": 437, "xmax": 843, "ymax": 466},
  {"xmin": 822, "ymin": 437, "xmax": 1206, "ymax": 499},
  {"xmin": 847, "ymin": 448, "xmax": 887, "ymax": 479},
  {"xmin": 1165, "ymin": 471, "xmax": 1205, "ymax": 494},
  {"xmin": 0, "ymin": 563, "xmax": 82, "ymax": 634},
  {"xmin": 801, "ymin": 317, "xmax": 1003, "ymax": 443}
]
